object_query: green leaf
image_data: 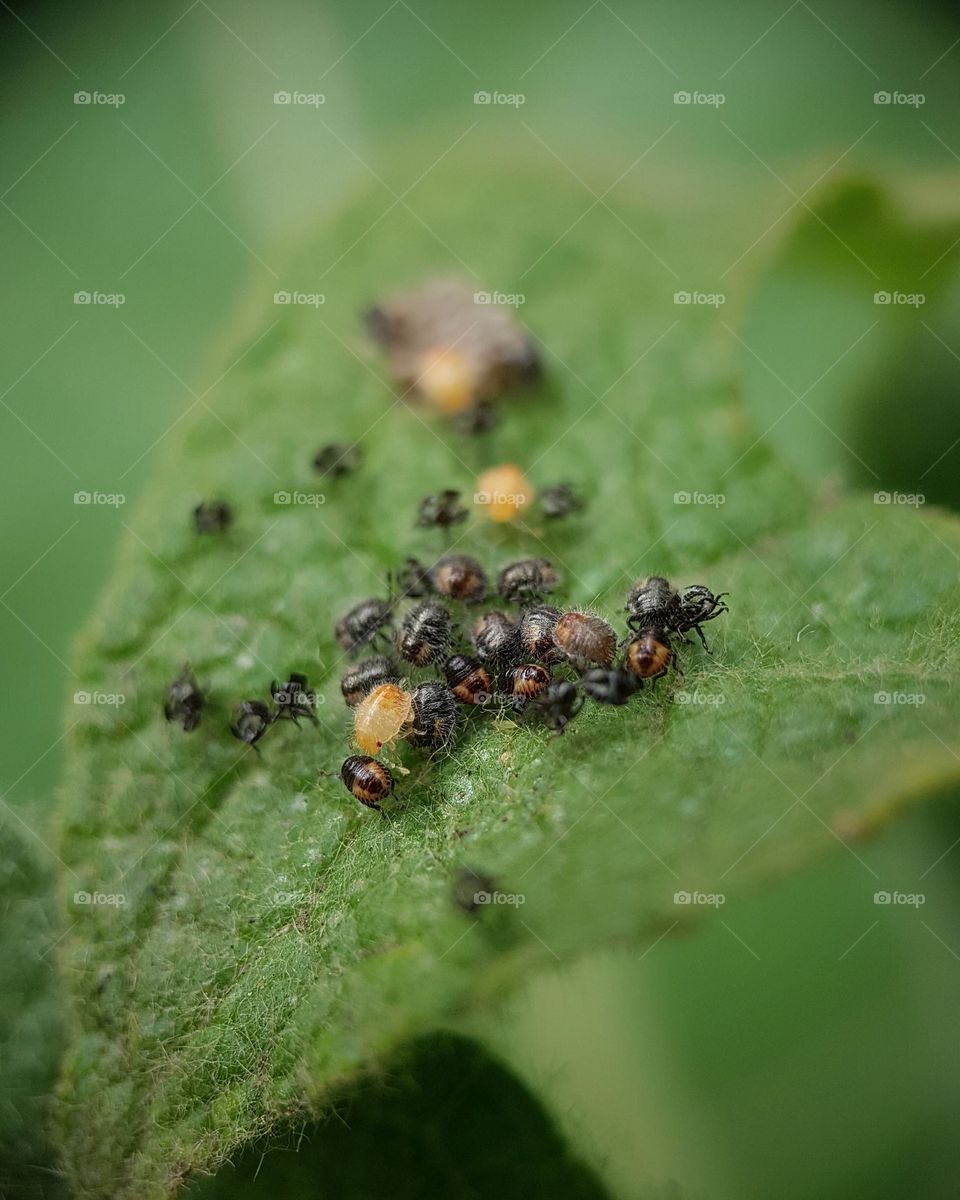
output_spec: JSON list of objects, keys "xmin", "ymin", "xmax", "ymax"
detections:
[{"xmin": 54, "ymin": 144, "xmax": 960, "ymax": 1198}]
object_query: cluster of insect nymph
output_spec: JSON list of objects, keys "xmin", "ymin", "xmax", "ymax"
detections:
[{"xmin": 162, "ymin": 277, "xmax": 728, "ymax": 817}]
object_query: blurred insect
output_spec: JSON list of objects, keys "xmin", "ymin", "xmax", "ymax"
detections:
[
  {"xmin": 554, "ymin": 611, "xmax": 617, "ymax": 670},
  {"xmin": 470, "ymin": 610, "xmax": 518, "ymax": 666},
  {"xmin": 396, "ymin": 556, "xmax": 433, "ymax": 598},
  {"xmin": 340, "ymin": 656, "xmax": 398, "ymax": 707},
  {"xmin": 335, "ymin": 597, "xmax": 393, "ymax": 655},
  {"xmin": 366, "ymin": 277, "xmax": 541, "ymax": 415},
  {"xmin": 270, "ymin": 672, "xmax": 318, "ymax": 726},
  {"xmin": 444, "ymin": 655, "xmax": 493, "ymax": 705},
  {"xmin": 674, "ymin": 585, "xmax": 729, "ymax": 649},
  {"xmin": 497, "ymin": 558, "xmax": 559, "ymax": 604},
  {"xmin": 534, "ymin": 680, "xmax": 583, "ymax": 733},
  {"xmin": 582, "ymin": 667, "xmax": 638, "ymax": 705},
  {"xmin": 624, "ymin": 576, "xmax": 681, "ymax": 633},
  {"xmin": 474, "ymin": 463, "xmax": 535, "ymax": 524},
  {"xmin": 230, "ymin": 700, "xmax": 273, "ymax": 748},
  {"xmin": 163, "ymin": 665, "xmax": 204, "ymax": 731},
  {"xmin": 430, "ymin": 553, "xmax": 487, "ymax": 602},
  {"xmin": 540, "ymin": 482, "xmax": 583, "ymax": 520},
  {"xmin": 517, "ymin": 605, "xmax": 561, "ymax": 663},
  {"xmin": 416, "ymin": 489, "xmax": 468, "ymax": 529},
  {"xmin": 313, "ymin": 442, "xmax": 361, "ymax": 478},
  {"xmin": 406, "ymin": 682, "xmax": 459, "ymax": 750},
  {"xmin": 624, "ymin": 628, "xmax": 674, "ymax": 682},
  {"xmin": 453, "ymin": 398, "xmax": 500, "ymax": 436},
  {"xmin": 397, "ymin": 601, "xmax": 453, "ymax": 667},
  {"xmin": 338, "ymin": 755, "xmax": 393, "ymax": 812},
  {"xmin": 504, "ymin": 663, "xmax": 552, "ymax": 701},
  {"xmin": 193, "ymin": 500, "xmax": 233, "ymax": 534},
  {"xmin": 353, "ymin": 683, "xmax": 413, "ymax": 755},
  {"xmin": 453, "ymin": 865, "xmax": 497, "ymax": 913}
]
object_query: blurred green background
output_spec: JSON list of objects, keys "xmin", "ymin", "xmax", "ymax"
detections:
[{"xmin": 4, "ymin": 1, "xmax": 960, "ymax": 1196}]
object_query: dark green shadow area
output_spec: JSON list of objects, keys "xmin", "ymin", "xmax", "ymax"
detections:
[{"xmin": 185, "ymin": 1034, "xmax": 612, "ymax": 1200}]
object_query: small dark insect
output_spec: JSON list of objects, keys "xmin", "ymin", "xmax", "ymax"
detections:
[
  {"xmin": 313, "ymin": 442, "xmax": 361, "ymax": 478},
  {"xmin": 339, "ymin": 754, "xmax": 393, "ymax": 812},
  {"xmin": 270, "ymin": 672, "xmax": 318, "ymax": 725},
  {"xmin": 396, "ymin": 556, "xmax": 433, "ymax": 598},
  {"xmin": 540, "ymin": 482, "xmax": 583, "ymax": 520},
  {"xmin": 624, "ymin": 627, "xmax": 673, "ymax": 682},
  {"xmin": 397, "ymin": 601, "xmax": 453, "ymax": 667},
  {"xmin": 554, "ymin": 611, "xmax": 617, "ymax": 670},
  {"xmin": 230, "ymin": 700, "xmax": 273, "ymax": 747},
  {"xmin": 497, "ymin": 557, "xmax": 559, "ymax": 604},
  {"xmin": 624, "ymin": 576, "xmax": 681, "ymax": 632},
  {"xmin": 163, "ymin": 665, "xmax": 204, "ymax": 731},
  {"xmin": 505, "ymin": 663, "xmax": 552, "ymax": 700},
  {"xmin": 453, "ymin": 398, "xmax": 500, "ymax": 436},
  {"xmin": 582, "ymin": 667, "xmax": 638, "ymax": 705},
  {"xmin": 470, "ymin": 610, "xmax": 518, "ymax": 666},
  {"xmin": 340, "ymin": 655, "xmax": 398, "ymax": 707},
  {"xmin": 193, "ymin": 500, "xmax": 233, "ymax": 534},
  {"xmin": 534, "ymin": 680, "xmax": 583, "ymax": 733},
  {"xmin": 453, "ymin": 865, "xmax": 497, "ymax": 913},
  {"xmin": 675, "ymin": 585, "xmax": 729, "ymax": 649},
  {"xmin": 417, "ymin": 489, "xmax": 468, "ymax": 529},
  {"xmin": 444, "ymin": 654, "xmax": 492, "ymax": 705},
  {"xmin": 407, "ymin": 682, "xmax": 459, "ymax": 750},
  {"xmin": 335, "ymin": 597, "xmax": 393, "ymax": 655},
  {"xmin": 431, "ymin": 553, "xmax": 487, "ymax": 602}
]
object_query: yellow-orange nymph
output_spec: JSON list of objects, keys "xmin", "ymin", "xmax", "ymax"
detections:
[
  {"xmin": 353, "ymin": 682, "xmax": 413, "ymax": 755},
  {"xmin": 474, "ymin": 463, "xmax": 535, "ymax": 524}
]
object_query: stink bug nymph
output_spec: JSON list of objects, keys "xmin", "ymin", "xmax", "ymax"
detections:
[
  {"xmin": 230, "ymin": 700, "xmax": 273, "ymax": 747},
  {"xmin": 675, "ymin": 585, "xmax": 729, "ymax": 648},
  {"xmin": 397, "ymin": 601, "xmax": 452, "ymax": 667},
  {"xmin": 338, "ymin": 755, "xmax": 393, "ymax": 812},
  {"xmin": 444, "ymin": 655, "xmax": 493, "ymax": 705},
  {"xmin": 517, "ymin": 605, "xmax": 561, "ymax": 663},
  {"xmin": 625, "ymin": 628, "xmax": 674, "ymax": 682},
  {"xmin": 497, "ymin": 558, "xmax": 559, "ymax": 604},
  {"xmin": 164, "ymin": 665, "xmax": 204, "ymax": 731},
  {"xmin": 407, "ymin": 682, "xmax": 459, "ymax": 750},
  {"xmin": 270, "ymin": 673, "xmax": 318, "ymax": 726},
  {"xmin": 340, "ymin": 656, "xmax": 398, "ymax": 707},
  {"xmin": 582, "ymin": 667, "xmax": 638, "ymax": 705},
  {"xmin": 417, "ymin": 489, "xmax": 468, "ymax": 529},
  {"xmin": 335, "ymin": 597, "xmax": 393, "ymax": 654},
  {"xmin": 470, "ymin": 610, "xmax": 518, "ymax": 666},
  {"xmin": 430, "ymin": 553, "xmax": 487, "ymax": 602},
  {"xmin": 625, "ymin": 576, "xmax": 680, "ymax": 632},
  {"xmin": 505, "ymin": 663, "xmax": 552, "ymax": 701},
  {"xmin": 535, "ymin": 680, "xmax": 583, "ymax": 733},
  {"xmin": 554, "ymin": 611, "xmax": 617, "ymax": 670}
]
